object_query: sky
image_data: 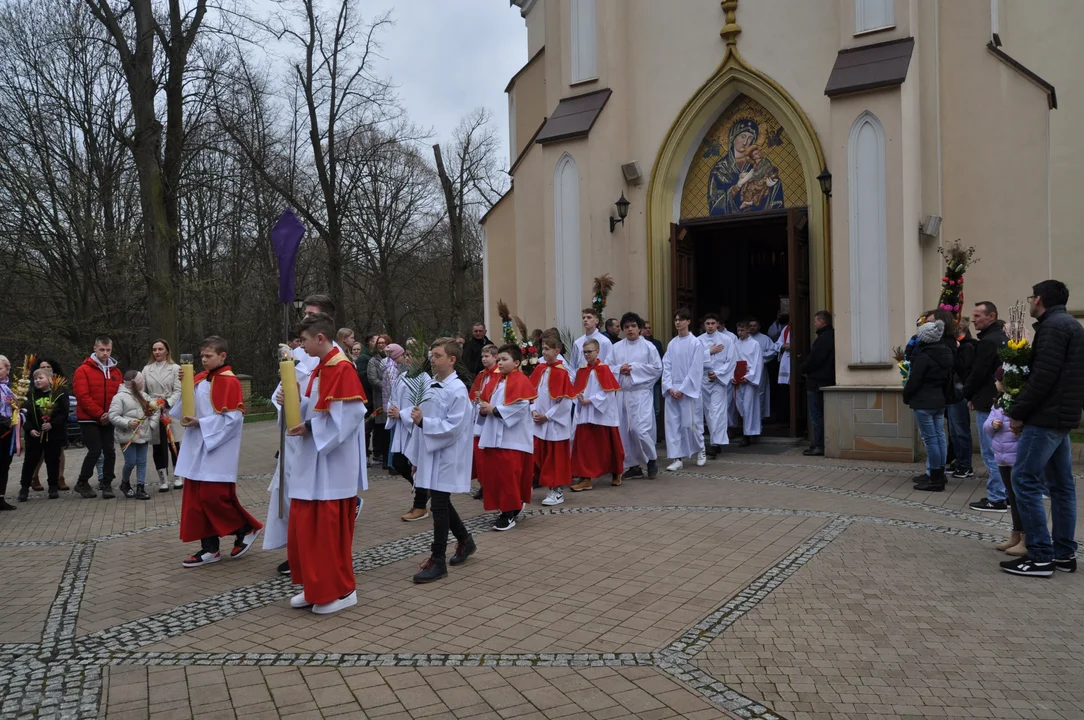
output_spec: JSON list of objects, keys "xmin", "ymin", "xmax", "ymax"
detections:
[{"xmin": 247, "ymin": 0, "xmax": 528, "ymax": 160}]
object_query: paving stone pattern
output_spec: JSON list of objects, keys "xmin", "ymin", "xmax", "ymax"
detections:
[{"xmin": 0, "ymin": 422, "xmax": 1080, "ymax": 720}]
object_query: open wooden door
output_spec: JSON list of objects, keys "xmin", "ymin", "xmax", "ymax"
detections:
[
  {"xmin": 670, "ymin": 223, "xmax": 697, "ymax": 326},
  {"xmin": 787, "ymin": 207, "xmax": 811, "ymax": 438}
]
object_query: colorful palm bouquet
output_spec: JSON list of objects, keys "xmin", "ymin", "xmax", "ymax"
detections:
[
  {"xmin": 36, "ymin": 375, "xmax": 68, "ymax": 442},
  {"xmin": 7, "ymin": 355, "xmax": 34, "ymax": 454},
  {"xmin": 891, "ymin": 345, "xmax": 910, "ymax": 386},
  {"xmin": 496, "ymin": 299, "xmax": 539, "ymax": 375},
  {"xmin": 592, "ymin": 274, "xmax": 615, "ymax": 318},
  {"xmin": 403, "ymin": 325, "xmax": 434, "ymax": 408},
  {"xmin": 121, "ymin": 400, "xmax": 159, "ymax": 452},
  {"xmin": 997, "ymin": 300, "xmax": 1031, "ymax": 410},
  {"xmin": 926, "ymin": 240, "xmax": 979, "ymax": 327}
]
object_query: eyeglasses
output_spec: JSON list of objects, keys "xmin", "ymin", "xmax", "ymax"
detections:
[{"xmin": 1026, "ymin": 296, "xmax": 1037, "ymax": 303}]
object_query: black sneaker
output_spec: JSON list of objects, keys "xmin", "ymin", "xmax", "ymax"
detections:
[
  {"xmin": 182, "ymin": 551, "xmax": 221, "ymax": 568},
  {"xmin": 412, "ymin": 556, "xmax": 448, "ymax": 584},
  {"xmin": 911, "ymin": 473, "xmax": 929, "ymax": 484},
  {"xmin": 492, "ymin": 512, "xmax": 516, "ymax": 532},
  {"xmin": 802, "ymin": 447, "xmax": 824, "ymax": 456},
  {"xmin": 969, "ymin": 498, "xmax": 1007, "ymax": 513},
  {"xmin": 277, "ymin": 560, "xmax": 291, "ymax": 576},
  {"xmin": 1054, "ymin": 556, "xmax": 1077, "ymax": 573},
  {"xmin": 100, "ymin": 484, "xmax": 115, "ymax": 500},
  {"xmin": 646, "ymin": 459, "xmax": 659, "ymax": 478},
  {"xmin": 952, "ymin": 468, "xmax": 975, "ymax": 479},
  {"xmin": 119, "ymin": 481, "xmax": 133, "ymax": 498},
  {"xmin": 47, "ymin": 489, "xmax": 59, "ymax": 500},
  {"xmin": 134, "ymin": 485, "xmax": 151, "ymax": 500},
  {"xmin": 0, "ymin": 498, "xmax": 16, "ymax": 510},
  {"xmin": 622, "ymin": 466, "xmax": 644, "ymax": 480},
  {"xmin": 449, "ymin": 535, "xmax": 477, "ymax": 566},
  {"xmin": 471, "ymin": 486, "xmax": 483, "ymax": 501},
  {"xmin": 1000, "ymin": 556, "xmax": 1054, "ymax": 577},
  {"xmin": 73, "ymin": 481, "xmax": 97, "ymax": 499},
  {"xmin": 17, "ymin": 489, "xmax": 29, "ymax": 503}
]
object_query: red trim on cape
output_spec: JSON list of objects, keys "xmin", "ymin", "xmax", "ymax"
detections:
[
  {"xmin": 305, "ymin": 349, "xmax": 367, "ymax": 411},
  {"xmin": 572, "ymin": 361, "xmax": 620, "ymax": 395},
  {"xmin": 478, "ymin": 367, "xmax": 501, "ymax": 403},
  {"xmin": 194, "ymin": 366, "xmax": 245, "ymax": 414},
  {"xmin": 531, "ymin": 361, "xmax": 575, "ymax": 400},
  {"xmin": 498, "ymin": 370, "xmax": 537, "ymax": 405}
]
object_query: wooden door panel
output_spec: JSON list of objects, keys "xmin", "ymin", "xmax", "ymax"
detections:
[
  {"xmin": 671, "ymin": 223, "xmax": 697, "ymax": 324},
  {"xmin": 788, "ymin": 207, "xmax": 810, "ymax": 438}
]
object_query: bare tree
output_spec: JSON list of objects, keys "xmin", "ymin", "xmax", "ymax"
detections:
[{"xmin": 432, "ymin": 108, "xmax": 506, "ymax": 334}]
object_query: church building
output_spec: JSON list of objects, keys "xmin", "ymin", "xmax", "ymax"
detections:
[{"xmin": 480, "ymin": 0, "xmax": 1080, "ymax": 460}]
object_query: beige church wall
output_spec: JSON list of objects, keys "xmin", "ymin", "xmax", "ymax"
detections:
[
  {"xmin": 510, "ymin": 52, "xmax": 547, "ymax": 162},
  {"xmin": 838, "ymin": 0, "xmax": 912, "ymax": 50},
  {"xmin": 937, "ymin": 0, "xmax": 1051, "ymax": 320},
  {"xmin": 525, "ymin": 0, "xmax": 546, "ymax": 58},
  {"xmin": 483, "ymin": 192, "xmax": 519, "ymax": 336},
  {"xmin": 512, "ymin": 147, "xmax": 548, "ymax": 329},
  {"xmin": 999, "ymin": 0, "xmax": 1084, "ymax": 313},
  {"xmin": 828, "ymin": 89, "xmax": 910, "ymax": 389}
]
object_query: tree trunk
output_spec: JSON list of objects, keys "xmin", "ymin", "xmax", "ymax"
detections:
[{"xmin": 432, "ymin": 143, "xmax": 467, "ymax": 335}]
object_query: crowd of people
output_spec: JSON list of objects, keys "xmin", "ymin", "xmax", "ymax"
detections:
[{"xmin": 902, "ymin": 279, "xmax": 1082, "ymax": 577}]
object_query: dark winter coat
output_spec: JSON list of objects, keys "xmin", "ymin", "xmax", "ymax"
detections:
[
  {"xmin": 24, "ymin": 385, "xmax": 69, "ymax": 446},
  {"xmin": 801, "ymin": 326, "xmax": 836, "ymax": 391},
  {"xmin": 463, "ymin": 336, "xmax": 492, "ymax": 376},
  {"xmin": 902, "ymin": 341, "xmax": 954, "ymax": 411},
  {"xmin": 962, "ymin": 321, "xmax": 1008, "ymax": 412},
  {"xmin": 1007, "ymin": 305, "xmax": 1084, "ymax": 430}
]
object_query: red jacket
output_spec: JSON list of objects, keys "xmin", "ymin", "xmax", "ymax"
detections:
[{"xmin": 73, "ymin": 356, "xmax": 123, "ymax": 422}]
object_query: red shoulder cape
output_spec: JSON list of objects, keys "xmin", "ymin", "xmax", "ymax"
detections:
[
  {"xmin": 478, "ymin": 367, "xmax": 501, "ymax": 403},
  {"xmin": 532, "ymin": 361, "xmax": 575, "ymax": 400},
  {"xmin": 500, "ymin": 369, "xmax": 537, "ymax": 405},
  {"xmin": 573, "ymin": 362, "xmax": 620, "ymax": 395},
  {"xmin": 306, "ymin": 349, "xmax": 367, "ymax": 411},
  {"xmin": 194, "ymin": 366, "xmax": 245, "ymax": 414}
]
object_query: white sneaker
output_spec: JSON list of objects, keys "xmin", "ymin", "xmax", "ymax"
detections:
[
  {"xmin": 666, "ymin": 459, "xmax": 683, "ymax": 472},
  {"xmin": 173, "ymin": 476, "xmax": 184, "ymax": 489},
  {"xmin": 157, "ymin": 470, "xmax": 170, "ymax": 493},
  {"xmin": 290, "ymin": 592, "xmax": 312, "ymax": 608},
  {"xmin": 696, "ymin": 450, "xmax": 707, "ymax": 467},
  {"xmin": 313, "ymin": 590, "xmax": 357, "ymax": 615},
  {"xmin": 542, "ymin": 488, "xmax": 565, "ymax": 506}
]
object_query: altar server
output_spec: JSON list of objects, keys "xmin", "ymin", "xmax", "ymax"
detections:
[
  {"xmin": 609, "ymin": 313, "xmax": 662, "ymax": 480},
  {"xmin": 663, "ymin": 308, "xmax": 706, "ymax": 470},
  {"xmin": 284, "ymin": 313, "xmax": 367, "ymax": 615},
  {"xmin": 410, "ymin": 338, "xmax": 478, "ymax": 583},
  {"xmin": 569, "ymin": 308, "xmax": 613, "ymax": 370},
  {"xmin": 570, "ymin": 339, "xmax": 625, "ymax": 491},
  {"xmin": 173, "ymin": 336, "xmax": 262, "ymax": 568},
  {"xmin": 477, "ymin": 344, "xmax": 537, "ymax": 531},
  {"xmin": 775, "ymin": 320, "xmax": 792, "ymax": 387},
  {"xmin": 749, "ymin": 320, "xmax": 777, "ymax": 419},
  {"xmin": 699, "ymin": 313, "xmax": 737, "ymax": 458},
  {"xmin": 531, "ymin": 335, "xmax": 576, "ymax": 505},
  {"xmin": 387, "ymin": 358, "xmax": 430, "ymax": 523},
  {"xmin": 265, "ymin": 360, "xmax": 313, "ymax": 576},
  {"xmin": 469, "ymin": 345, "xmax": 499, "ymax": 501},
  {"xmin": 731, "ymin": 320, "xmax": 765, "ymax": 446}
]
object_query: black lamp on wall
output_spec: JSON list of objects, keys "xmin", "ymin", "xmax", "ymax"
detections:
[
  {"xmin": 817, "ymin": 168, "xmax": 832, "ymax": 199},
  {"xmin": 609, "ymin": 192, "xmax": 630, "ymax": 233}
]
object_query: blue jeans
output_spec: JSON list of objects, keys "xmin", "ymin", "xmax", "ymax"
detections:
[
  {"xmin": 914, "ymin": 409, "xmax": 947, "ymax": 471},
  {"xmin": 946, "ymin": 400, "xmax": 972, "ymax": 472},
  {"xmin": 975, "ymin": 410, "xmax": 1006, "ymax": 502},
  {"xmin": 1011, "ymin": 425, "xmax": 1077, "ymax": 562},
  {"xmin": 807, "ymin": 390, "xmax": 825, "ymax": 450},
  {"xmin": 121, "ymin": 444, "xmax": 148, "ymax": 486}
]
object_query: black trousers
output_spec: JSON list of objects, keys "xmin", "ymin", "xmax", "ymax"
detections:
[
  {"xmin": 78, "ymin": 422, "xmax": 115, "ymax": 485},
  {"xmin": 430, "ymin": 490, "xmax": 468, "ymax": 560},
  {"xmin": 371, "ymin": 424, "xmax": 389, "ymax": 460},
  {"xmin": 0, "ymin": 431, "xmax": 13, "ymax": 496},
  {"xmin": 390, "ymin": 452, "xmax": 428, "ymax": 509},
  {"xmin": 21, "ymin": 436, "xmax": 62, "ymax": 490},
  {"xmin": 151, "ymin": 422, "xmax": 179, "ymax": 472},
  {"xmin": 1000, "ymin": 465, "xmax": 1023, "ymax": 532}
]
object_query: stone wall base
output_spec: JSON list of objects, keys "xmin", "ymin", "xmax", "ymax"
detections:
[{"xmin": 823, "ymin": 386, "xmax": 919, "ymax": 462}]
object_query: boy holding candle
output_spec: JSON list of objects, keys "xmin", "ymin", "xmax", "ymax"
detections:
[
  {"xmin": 173, "ymin": 336, "xmax": 263, "ymax": 568},
  {"xmin": 265, "ymin": 352, "xmax": 312, "ymax": 575},
  {"xmin": 410, "ymin": 338, "xmax": 477, "ymax": 583},
  {"xmin": 284, "ymin": 313, "xmax": 367, "ymax": 613}
]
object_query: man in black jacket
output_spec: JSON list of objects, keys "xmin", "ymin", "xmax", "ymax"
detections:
[
  {"xmin": 800, "ymin": 311, "xmax": 835, "ymax": 456},
  {"xmin": 1000, "ymin": 280, "xmax": 1084, "ymax": 578},
  {"xmin": 462, "ymin": 323, "xmax": 491, "ymax": 376},
  {"xmin": 962, "ymin": 302, "xmax": 1009, "ymax": 511}
]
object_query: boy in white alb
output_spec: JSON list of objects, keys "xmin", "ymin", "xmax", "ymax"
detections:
[
  {"xmin": 569, "ymin": 308, "xmax": 613, "ymax": 370},
  {"xmin": 410, "ymin": 338, "xmax": 478, "ymax": 583},
  {"xmin": 266, "ymin": 360, "xmax": 312, "ymax": 575},
  {"xmin": 699, "ymin": 313, "xmax": 737, "ymax": 458},
  {"xmin": 387, "ymin": 358, "xmax": 430, "ymax": 522},
  {"xmin": 570, "ymin": 339, "xmax": 624, "ymax": 491},
  {"xmin": 173, "ymin": 336, "xmax": 262, "ymax": 568},
  {"xmin": 609, "ymin": 312, "xmax": 662, "ymax": 480},
  {"xmin": 749, "ymin": 320, "xmax": 777, "ymax": 419},
  {"xmin": 469, "ymin": 345, "xmax": 499, "ymax": 501},
  {"xmin": 284, "ymin": 313, "xmax": 368, "ymax": 615},
  {"xmin": 531, "ymin": 335, "xmax": 575, "ymax": 506},
  {"xmin": 730, "ymin": 320, "xmax": 765, "ymax": 447},
  {"xmin": 662, "ymin": 308, "xmax": 705, "ymax": 471}
]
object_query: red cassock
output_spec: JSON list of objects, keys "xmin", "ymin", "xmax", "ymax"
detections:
[
  {"xmin": 531, "ymin": 361, "xmax": 575, "ymax": 489},
  {"xmin": 287, "ymin": 498, "xmax": 356, "ymax": 605},
  {"xmin": 179, "ymin": 367, "xmax": 262, "ymax": 542},
  {"xmin": 569, "ymin": 363, "xmax": 624, "ymax": 479},
  {"xmin": 470, "ymin": 368, "xmax": 500, "ymax": 481},
  {"xmin": 481, "ymin": 370, "xmax": 536, "ymax": 513}
]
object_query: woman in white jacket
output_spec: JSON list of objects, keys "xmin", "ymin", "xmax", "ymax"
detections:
[
  {"xmin": 142, "ymin": 339, "xmax": 183, "ymax": 492},
  {"xmin": 109, "ymin": 371, "xmax": 160, "ymax": 500}
]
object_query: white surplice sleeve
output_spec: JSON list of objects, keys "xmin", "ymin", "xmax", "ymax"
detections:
[
  {"xmin": 496, "ymin": 399, "xmax": 530, "ymax": 428},
  {"xmin": 312, "ymin": 400, "xmax": 366, "ymax": 455},
  {"xmin": 422, "ymin": 390, "xmax": 468, "ymax": 452},
  {"xmin": 200, "ymin": 410, "xmax": 243, "ymax": 452},
  {"xmin": 678, "ymin": 343, "xmax": 704, "ymax": 398}
]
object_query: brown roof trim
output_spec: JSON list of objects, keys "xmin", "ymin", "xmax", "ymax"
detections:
[
  {"xmin": 509, "ymin": 119, "xmax": 547, "ymax": 175},
  {"xmin": 825, "ymin": 37, "xmax": 914, "ymax": 98},
  {"xmin": 535, "ymin": 88, "xmax": 613, "ymax": 145},
  {"xmin": 987, "ymin": 35, "xmax": 1057, "ymax": 110},
  {"xmin": 479, "ymin": 184, "xmax": 513, "ymax": 226},
  {"xmin": 504, "ymin": 46, "xmax": 545, "ymax": 93}
]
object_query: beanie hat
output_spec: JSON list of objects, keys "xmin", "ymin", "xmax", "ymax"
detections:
[
  {"xmin": 916, "ymin": 320, "xmax": 944, "ymax": 344},
  {"xmin": 385, "ymin": 343, "xmax": 405, "ymax": 362}
]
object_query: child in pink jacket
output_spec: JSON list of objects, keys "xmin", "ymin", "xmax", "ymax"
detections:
[{"xmin": 985, "ymin": 369, "xmax": 1023, "ymax": 555}]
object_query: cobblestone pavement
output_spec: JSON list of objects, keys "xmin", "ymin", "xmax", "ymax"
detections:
[{"xmin": 1, "ymin": 423, "xmax": 1081, "ymax": 720}]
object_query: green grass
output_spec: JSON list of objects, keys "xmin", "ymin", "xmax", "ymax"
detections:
[
  {"xmin": 244, "ymin": 412, "xmax": 276, "ymax": 424},
  {"xmin": 1072, "ymin": 431, "xmax": 1084, "ymax": 445}
]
